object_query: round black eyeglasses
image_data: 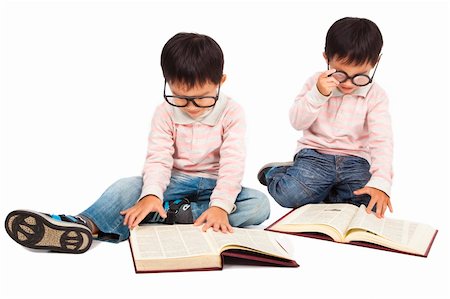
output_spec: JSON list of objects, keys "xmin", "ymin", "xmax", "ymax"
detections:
[
  {"xmin": 327, "ymin": 55, "xmax": 382, "ymax": 87},
  {"xmin": 163, "ymin": 80, "xmax": 221, "ymax": 108}
]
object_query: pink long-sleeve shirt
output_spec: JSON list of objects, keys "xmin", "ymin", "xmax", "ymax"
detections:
[
  {"xmin": 139, "ymin": 94, "xmax": 245, "ymax": 213},
  {"xmin": 290, "ymin": 73, "xmax": 393, "ymax": 196}
]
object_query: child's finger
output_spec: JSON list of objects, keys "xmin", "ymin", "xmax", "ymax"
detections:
[
  {"xmin": 130, "ymin": 215, "xmax": 139, "ymax": 228},
  {"xmin": 366, "ymin": 198, "xmax": 376, "ymax": 214},
  {"xmin": 156, "ymin": 205, "xmax": 167, "ymax": 218},
  {"xmin": 354, "ymin": 187, "xmax": 368, "ymax": 196},
  {"xmin": 387, "ymin": 200, "xmax": 394, "ymax": 213},
  {"xmin": 126, "ymin": 213, "xmax": 137, "ymax": 228},
  {"xmin": 122, "ymin": 210, "xmax": 131, "ymax": 226},
  {"xmin": 321, "ymin": 68, "xmax": 336, "ymax": 77},
  {"xmin": 375, "ymin": 201, "xmax": 383, "ymax": 218},
  {"xmin": 381, "ymin": 203, "xmax": 387, "ymax": 218},
  {"xmin": 131, "ymin": 211, "xmax": 146, "ymax": 228},
  {"xmin": 194, "ymin": 213, "xmax": 206, "ymax": 226},
  {"xmin": 202, "ymin": 222, "xmax": 212, "ymax": 232},
  {"xmin": 220, "ymin": 224, "xmax": 228, "ymax": 233},
  {"xmin": 227, "ymin": 224, "xmax": 234, "ymax": 233},
  {"xmin": 327, "ymin": 77, "xmax": 340, "ymax": 86}
]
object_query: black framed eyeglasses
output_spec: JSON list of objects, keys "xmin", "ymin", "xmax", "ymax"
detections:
[
  {"xmin": 327, "ymin": 54, "xmax": 382, "ymax": 87},
  {"xmin": 163, "ymin": 80, "xmax": 221, "ymax": 108}
]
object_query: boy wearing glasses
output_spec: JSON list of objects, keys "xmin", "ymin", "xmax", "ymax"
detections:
[
  {"xmin": 258, "ymin": 17, "xmax": 393, "ymax": 218},
  {"xmin": 5, "ymin": 32, "xmax": 270, "ymax": 254}
]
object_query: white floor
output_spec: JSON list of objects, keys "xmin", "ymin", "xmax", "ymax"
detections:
[
  {"xmin": 1, "ymin": 1, "xmax": 449, "ymax": 298},
  {"xmin": 1, "ymin": 196, "xmax": 448, "ymax": 299}
]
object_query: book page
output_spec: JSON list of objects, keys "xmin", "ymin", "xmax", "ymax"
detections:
[
  {"xmin": 207, "ymin": 228, "xmax": 292, "ymax": 259},
  {"xmin": 130, "ymin": 224, "xmax": 217, "ymax": 260},
  {"xmin": 346, "ymin": 205, "xmax": 437, "ymax": 253},
  {"xmin": 347, "ymin": 206, "xmax": 404, "ymax": 243},
  {"xmin": 276, "ymin": 203, "xmax": 359, "ymax": 237}
]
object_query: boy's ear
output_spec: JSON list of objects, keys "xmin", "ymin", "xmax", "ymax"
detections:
[
  {"xmin": 220, "ymin": 74, "xmax": 227, "ymax": 85},
  {"xmin": 322, "ymin": 52, "xmax": 328, "ymax": 63}
]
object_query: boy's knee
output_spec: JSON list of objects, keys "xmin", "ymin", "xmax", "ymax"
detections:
[
  {"xmin": 245, "ymin": 190, "xmax": 271, "ymax": 225},
  {"xmin": 268, "ymin": 178, "xmax": 313, "ymax": 208},
  {"xmin": 106, "ymin": 176, "xmax": 143, "ymax": 203},
  {"xmin": 109, "ymin": 177, "xmax": 142, "ymax": 192},
  {"xmin": 113, "ymin": 176, "xmax": 142, "ymax": 189},
  {"xmin": 253, "ymin": 191, "xmax": 271, "ymax": 223},
  {"xmin": 231, "ymin": 189, "xmax": 270, "ymax": 227}
]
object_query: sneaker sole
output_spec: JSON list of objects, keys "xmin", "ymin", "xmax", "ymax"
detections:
[
  {"xmin": 257, "ymin": 161, "xmax": 294, "ymax": 186},
  {"xmin": 5, "ymin": 210, "xmax": 92, "ymax": 254}
]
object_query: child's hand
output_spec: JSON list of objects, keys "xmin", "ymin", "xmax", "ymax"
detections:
[
  {"xmin": 120, "ymin": 195, "xmax": 167, "ymax": 229},
  {"xmin": 194, "ymin": 206, "xmax": 233, "ymax": 233},
  {"xmin": 316, "ymin": 69, "xmax": 340, "ymax": 96},
  {"xmin": 353, "ymin": 187, "xmax": 393, "ymax": 218}
]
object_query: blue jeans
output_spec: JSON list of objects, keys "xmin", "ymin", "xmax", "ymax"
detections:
[
  {"xmin": 266, "ymin": 149, "xmax": 372, "ymax": 208},
  {"xmin": 80, "ymin": 174, "xmax": 270, "ymax": 242}
]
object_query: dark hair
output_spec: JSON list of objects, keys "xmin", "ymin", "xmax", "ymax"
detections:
[
  {"xmin": 161, "ymin": 32, "xmax": 224, "ymax": 87},
  {"xmin": 325, "ymin": 17, "xmax": 383, "ymax": 66}
]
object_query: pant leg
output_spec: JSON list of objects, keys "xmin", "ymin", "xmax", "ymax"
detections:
[
  {"xmin": 82, "ymin": 173, "xmax": 203, "ymax": 242},
  {"xmin": 80, "ymin": 176, "xmax": 143, "ymax": 242},
  {"xmin": 191, "ymin": 177, "xmax": 270, "ymax": 227},
  {"xmin": 228, "ymin": 187, "xmax": 270, "ymax": 227},
  {"xmin": 328, "ymin": 155, "xmax": 372, "ymax": 207},
  {"xmin": 266, "ymin": 149, "xmax": 336, "ymax": 208},
  {"xmin": 188, "ymin": 177, "xmax": 218, "ymax": 221},
  {"xmin": 161, "ymin": 172, "xmax": 201, "ymax": 203}
]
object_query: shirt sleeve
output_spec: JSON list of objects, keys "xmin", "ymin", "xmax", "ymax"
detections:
[
  {"xmin": 139, "ymin": 104, "xmax": 175, "ymax": 201},
  {"xmin": 209, "ymin": 101, "xmax": 246, "ymax": 213},
  {"xmin": 289, "ymin": 74, "xmax": 330, "ymax": 130},
  {"xmin": 364, "ymin": 87, "xmax": 394, "ymax": 196}
]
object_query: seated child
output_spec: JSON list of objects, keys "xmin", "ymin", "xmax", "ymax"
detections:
[
  {"xmin": 5, "ymin": 32, "xmax": 270, "ymax": 254},
  {"xmin": 258, "ymin": 17, "xmax": 393, "ymax": 219}
]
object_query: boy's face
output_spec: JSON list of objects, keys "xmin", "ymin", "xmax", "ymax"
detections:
[
  {"xmin": 326, "ymin": 56, "xmax": 376, "ymax": 94},
  {"xmin": 167, "ymin": 75, "xmax": 226, "ymax": 119}
]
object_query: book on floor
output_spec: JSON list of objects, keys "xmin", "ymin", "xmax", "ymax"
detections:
[
  {"xmin": 129, "ymin": 224, "xmax": 299, "ymax": 273},
  {"xmin": 265, "ymin": 203, "xmax": 437, "ymax": 257}
]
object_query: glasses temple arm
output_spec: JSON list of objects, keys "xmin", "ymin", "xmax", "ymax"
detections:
[{"xmin": 371, "ymin": 54, "xmax": 382, "ymax": 80}]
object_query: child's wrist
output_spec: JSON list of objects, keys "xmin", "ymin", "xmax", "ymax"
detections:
[
  {"xmin": 141, "ymin": 194, "xmax": 160, "ymax": 203},
  {"xmin": 316, "ymin": 83, "xmax": 331, "ymax": 96},
  {"xmin": 210, "ymin": 206, "xmax": 228, "ymax": 214}
]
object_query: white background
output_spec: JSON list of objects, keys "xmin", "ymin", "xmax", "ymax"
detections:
[{"xmin": 1, "ymin": 1, "xmax": 449, "ymax": 298}]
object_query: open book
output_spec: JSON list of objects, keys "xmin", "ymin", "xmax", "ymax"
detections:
[
  {"xmin": 129, "ymin": 224, "xmax": 298, "ymax": 273},
  {"xmin": 266, "ymin": 203, "xmax": 437, "ymax": 257}
]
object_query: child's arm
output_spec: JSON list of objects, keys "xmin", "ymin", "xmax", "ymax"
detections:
[
  {"xmin": 198, "ymin": 101, "xmax": 245, "ymax": 232},
  {"xmin": 121, "ymin": 105, "xmax": 175, "ymax": 228},
  {"xmin": 355, "ymin": 87, "xmax": 394, "ymax": 218},
  {"xmin": 140, "ymin": 105, "xmax": 175, "ymax": 202},
  {"xmin": 289, "ymin": 71, "xmax": 337, "ymax": 130}
]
